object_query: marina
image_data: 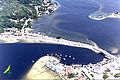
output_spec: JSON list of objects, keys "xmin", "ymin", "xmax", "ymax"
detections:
[
  {"xmin": 1, "ymin": 26, "xmax": 120, "ymax": 80},
  {"xmin": 26, "ymin": 55, "xmax": 120, "ymax": 80}
]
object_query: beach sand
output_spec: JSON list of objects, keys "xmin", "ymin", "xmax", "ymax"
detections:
[
  {"xmin": 24, "ymin": 67, "xmax": 60, "ymax": 80},
  {"xmin": 0, "ymin": 38, "xmax": 42, "ymax": 43},
  {"xmin": 24, "ymin": 56, "xmax": 61, "ymax": 80},
  {"xmin": 0, "ymin": 38, "xmax": 19, "ymax": 43}
]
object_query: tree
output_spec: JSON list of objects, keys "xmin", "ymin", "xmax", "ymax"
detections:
[
  {"xmin": 90, "ymin": 74, "xmax": 94, "ymax": 77},
  {"xmin": 0, "ymin": 28, "xmax": 4, "ymax": 33},
  {"xmin": 67, "ymin": 73, "xmax": 75, "ymax": 79},
  {"xmin": 114, "ymin": 73, "xmax": 120, "ymax": 78},
  {"xmin": 103, "ymin": 73, "xmax": 109, "ymax": 80},
  {"xmin": 27, "ymin": 21, "xmax": 32, "ymax": 28}
]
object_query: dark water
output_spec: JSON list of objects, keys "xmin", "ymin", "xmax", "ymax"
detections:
[
  {"xmin": 33, "ymin": 0, "xmax": 120, "ymax": 53},
  {"xmin": 0, "ymin": 43, "xmax": 104, "ymax": 79}
]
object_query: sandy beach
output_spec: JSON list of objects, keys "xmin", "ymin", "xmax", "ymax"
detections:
[{"xmin": 24, "ymin": 56, "xmax": 60, "ymax": 80}]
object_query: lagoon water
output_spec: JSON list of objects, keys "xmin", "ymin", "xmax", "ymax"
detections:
[{"xmin": 0, "ymin": 43, "xmax": 104, "ymax": 79}]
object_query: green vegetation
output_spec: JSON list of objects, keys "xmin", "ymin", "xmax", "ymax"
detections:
[
  {"xmin": 90, "ymin": 74, "xmax": 94, "ymax": 77},
  {"xmin": 0, "ymin": 28, "xmax": 4, "ymax": 33},
  {"xmin": 0, "ymin": 0, "xmax": 42, "ymax": 29},
  {"xmin": 114, "ymin": 73, "xmax": 120, "ymax": 78},
  {"xmin": 27, "ymin": 21, "xmax": 32, "ymax": 28},
  {"xmin": 18, "ymin": 0, "xmax": 42, "ymax": 6},
  {"xmin": 103, "ymin": 72, "xmax": 109, "ymax": 80},
  {"xmin": 67, "ymin": 73, "xmax": 76, "ymax": 79}
]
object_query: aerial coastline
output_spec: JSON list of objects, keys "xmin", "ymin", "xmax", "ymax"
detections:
[
  {"xmin": 25, "ymin": 55, "xmax": 120, "ymax": 80},
  {"xmin": 89, "ymin": 0, "xmax": 120, "ymax": 20},
  {"xmin": 0, "ymin": 0, "xmax": 120, "ymax": 80},
  {"xmin": 0, "ymin": 27, "xmax": 116, "ymax": 59},
  {"xmin": 0, "ymin": 0, "xmax": 118, "ymax": 65},
  {"xmin": 0, "ymin": 0, "xmax": 115, "ymax": 59}
]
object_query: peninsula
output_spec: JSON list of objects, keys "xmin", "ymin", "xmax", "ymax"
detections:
[
  {"xmin": 25, "ymin": 55, "xmax": 120, "ymax": 80},
  {"xmin": 89, "ymin": 12, "xmax": 120, "ymax": 20}
]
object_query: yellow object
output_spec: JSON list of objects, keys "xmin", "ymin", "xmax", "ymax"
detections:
[{"xmin": 3, "ymin": 65, "xmax": 11, "ymax": 74}]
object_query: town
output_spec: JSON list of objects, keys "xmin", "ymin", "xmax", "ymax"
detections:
[{"xmin": 26, "ymin": 55, "xmax": 120, "ymax": 80}]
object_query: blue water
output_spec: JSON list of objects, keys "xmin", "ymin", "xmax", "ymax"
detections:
[
  {"xmin": 0, "ymin": 43, "xmax": 104, "ymax": 79},
  {"xmin": 1, "ymin": 0, "xmax": 120, "ymax": 79},
  {"xmin": 33, "ymin": 0, "xmax": 120, "ymax": 53}
]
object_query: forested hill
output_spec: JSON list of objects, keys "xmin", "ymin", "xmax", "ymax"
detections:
[
  {"xmin": 18, "ymin": 0, "xmax": 42, "ymax": 5},
  {"xmin": 0, "ymin": 0, "xmax": 50, "ymax": 32}
]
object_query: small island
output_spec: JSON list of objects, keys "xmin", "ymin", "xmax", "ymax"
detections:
[{"xmin": 89, "ymin": 12, "xmax": 120, "ymax": 20}]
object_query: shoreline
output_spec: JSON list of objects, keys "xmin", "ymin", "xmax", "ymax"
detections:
[
  {"xmin": 25, "ymin": 55, "xmax": 120, "ymax": 80},
  {"xmin": 0, "ymin": 0, "xmax": 120, "ymax": 80},
  {"xmin": 89, "ymin": 0, "xmax": 120, "ymax": 20},
  {"xmin": 0, "ymin": 0, "xmax": 116, "ymax": 62},
  {"xmin": 24, "ymin": 56, "xmax": 61, "ymax": 80},
  {"xmin": 22, "ymin": 0, "xmax": 61, "ymax": 29},
  {"xmin": 89, "ymin": 12, "xmax": 120, "ymax": 20},
  {"xmin": 0, "ymin": 27, "xmax": 116, "ymax": 59}
]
